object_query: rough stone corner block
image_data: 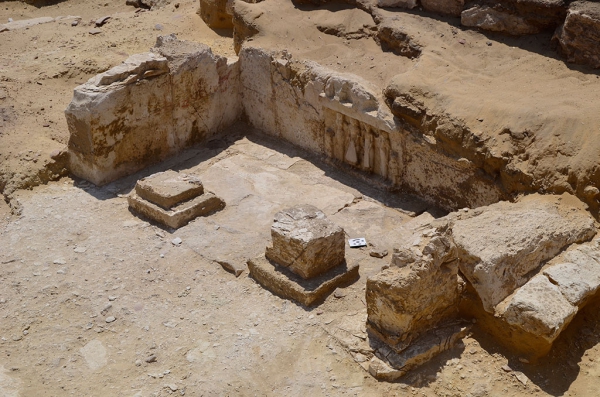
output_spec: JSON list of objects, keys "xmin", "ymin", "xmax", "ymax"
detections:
[
  {"xmin": 66, "ymin": 37, "xmax": 241, "ymax": 186},
  {"xmin": 366, "ymin": 232, "xmax": 462, "ymax": 350},
  {"xmin": 265, "ymin": 205, "xmax": 345, "ymax": 279}
]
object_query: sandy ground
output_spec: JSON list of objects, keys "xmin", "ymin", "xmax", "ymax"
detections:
[{"xmin": 2, "ymin": 0, "xmax": 600, "ymax": 396}]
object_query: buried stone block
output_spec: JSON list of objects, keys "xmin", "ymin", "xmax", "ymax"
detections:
[
  {"xmin": 128, "ymin": 170, "xmax": 225, "ymax": 229},
  {"xmin": 249, "ymin": 205, "xmax": 358, "ymax": 306}
]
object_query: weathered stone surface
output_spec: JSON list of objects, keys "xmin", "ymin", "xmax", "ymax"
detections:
[
  {"xmin": 199, "ymin": 0, "xmax": 234, "ymax": 29},
  {"xmin": 135, "ymin": 170, "xmax": 204, "ymax": 210},
  {"xmin": 128, "ymin": 192, "xmax": 225, "ymax": 229},
  {"xmin": 369, "ymin": 323, "xmax": 470, "ymax": 381},
  {"xmin": 377, "ymin": 0, "xmax": 418, "ymax": 9},
  {"xmin": 366, "ymin": 230, "xmax": 462, "ymax": 350},
  {"xmin": 421, "ymin": 0, "xmax": 465, "ymax": 17},
  {"xmin": 247, "ymin": 254, "xmax": 359, "ymax": 306},
  {"xmin": 66, "ymin": 36, "xmax": 241, "ymax": 185},
  {"xmin": 497, "ymin": 274, "xmax": 577, "ymax": 344},
  {"xmin": 265, "ymin": 205, "xmax": 345, "ymax": 279},
  {"xmin": 543, "ymin": 239, "xmax": 600, "ymax": 307},
  {"xmin": 461, "ymin": 0, "xmax": 567, "ymax": 35},
  {"xmin": 377, "ymin": 19, "xmax": 422, "ymax": 58},
  {"xmin": 452, "ymin": 193, "xmax": 596, "ymax": 312},
  {"xmin": 553, "ymin": 1, "xmax": 600, "ymax": 69}
]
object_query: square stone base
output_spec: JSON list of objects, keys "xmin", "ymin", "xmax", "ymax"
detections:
[
  {"xmin": 247, "ymin": 254, "xmax": 359, "ymax": 307},
  {"xmin": 128, "ymin": 192, "xmax": 225, "ymax": 229},
  {"xmin": 135, "ymin": 170, "xmax": 204, "ymax": 210}
]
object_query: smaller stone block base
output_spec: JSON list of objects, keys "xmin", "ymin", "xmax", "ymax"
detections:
[
  {"xmin": 128, "ymin": 192, "xmax": 225, "ymax": 229},
  {"xmin": 136, "ymin": 170, "xmax": 204, "ymax": 210},
  {"xmin": 368, "ymin": 323, "xmax": 470, "ymax": 381},
  {"xmin": 247, "ymin": 254, "xmax": 359, "ymax": 306}
]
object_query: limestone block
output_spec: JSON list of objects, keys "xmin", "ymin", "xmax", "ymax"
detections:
[
  {"xmin": 135, "ymin": 170, "xmax": 204, "ymax": 210},
  {"xmin": 248, "ymin": 254, "xmax": 359, "ymax": 306},
  {"xmin": 199, "ymin": 0, "xmax": 234, "ymax": 29},
  {"xmin": 66, "ymin": 37, "xmax": 241, "ymax": 186},
  {"xmin": 421, "ymin": 0, "xmax": 465, "ymax": 17},
  {"xmin": 461, "ymin": 6, "xmax": 540, "ymax": 35},
  {"xmin": 553, "ymin": 1, "xmax": 600, "ymax": 69},
  {"xmin": 128, "ymin": 192, "xmax": 225, "ymax": 229},
  {"xmin": 366, "ymin": 232, "xmax": 462, "ymax": 350},
  {"xmin": 452, "ymin": 193, "xmax": 596, "ymax": 312},
  {"xmin": 265, "ymin": 205, "xmax": 345, "ymax": 279},
  {"xmin": 543, "ymin": 241, "xmax": 600, "ymax": 307},
  {"xmin": 461, "ymin": 0, "xmax": 567, "ymax": 35},
  {"xmin": 497, "ymin": 275, "xmax": 577, "ymax": 344}
]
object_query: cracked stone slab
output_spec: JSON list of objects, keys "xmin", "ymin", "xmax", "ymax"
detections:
[{"xmin": 247, "ymin": 254, "xmax": 359, "ymax": 306}]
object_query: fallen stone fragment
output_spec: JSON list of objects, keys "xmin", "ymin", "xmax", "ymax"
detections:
[
  {"xmin": 95, "ymin": 16, "xmax": 111, "ymax": 27},
  {"xmin": 105, "ymin": 316, "xmax": 116, "ymax": 323},
  {"xmin": 89, "ymin": 28, "xmax": 102, "ymax": 35},
  {"xmin": 145, "ymin": 355, "xmax": 157, "ymax": 363},
  {"xmin": 171, "ymin": 237, "xmax": 182, "ymax": 246},
  {"xmin": 265, "ymin": 205, "xmax": 345, "ymax": 279},
  {"xmin": 514, "ymin": 371, "xmax": 528, "ymax": 385},
  {"xmin": 248, "ymin": 254, "xmax": 359, "ymax": 307},
  {"xmin": 369, "ymin": 248, "xmax": 388, "ymax": 258},
  {"xmin": 217, "ymin": 258, "xmax": 246, "ymax": 277},
  {"xmin": 501, "ymin": 364, "xmax": 512, "ymax": 372}
]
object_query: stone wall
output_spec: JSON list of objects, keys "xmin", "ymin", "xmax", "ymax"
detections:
[
  {"xmin": 239, "ymin": 46, "xmax": 504, "ymax": 211},
  {"xmin": 65, "ymin": 36, "xmax": 241, "ymax": 186}
]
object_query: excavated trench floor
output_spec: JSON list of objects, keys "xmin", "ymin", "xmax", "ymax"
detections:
[{"xmin": 2, "ymin": 123, "xmax": 600, "ymax": 396}]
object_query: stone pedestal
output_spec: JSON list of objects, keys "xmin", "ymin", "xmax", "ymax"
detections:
[
  {"xmin": 249, "ymin": 205, "xmax": 358, "ymax": 306},
  {"xmin": 128, "ymin": 170, "xmax": 225, "ymax": 229}
]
